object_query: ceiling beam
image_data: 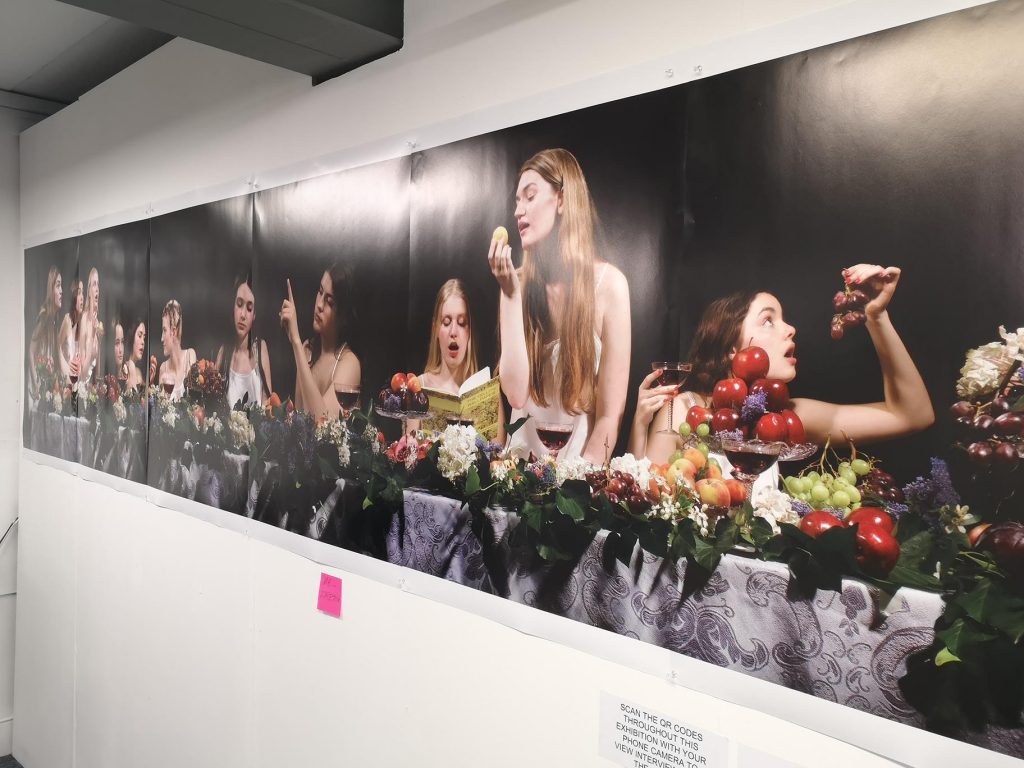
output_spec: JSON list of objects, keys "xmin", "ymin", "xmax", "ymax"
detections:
[
  {"xmin": 0, "ymin": 88, "xmax": 68, "ymax": 118},
  {"xmin": 56, "ymin": 0, "xmax": 403, "ymax": 84}
]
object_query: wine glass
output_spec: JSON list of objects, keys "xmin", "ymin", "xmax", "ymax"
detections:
[
  {"xmin": 719, "ymin": 435, "xmax": 785, "ymax": 505},
  {"xmin": 334, "ymin": 385, "xmax": 360, "ymax": 419},
  {"xmin": 651, "ymin": 361, "xmax": 692, "ymax": 434},
  {"xmin": 535, "ymin": 421, "xmax": 574, "ymax": 459},
  {"xmin": 160, "ymin": 374, "xmax": 175, "ymax": 398}
]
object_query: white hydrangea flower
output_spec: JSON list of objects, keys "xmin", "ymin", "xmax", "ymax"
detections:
[
  {"xmin": 609, "ymin": 453, "xmax": 654, "ymax": 489},
  {"xmin": 206, "ymin": 414, "xmax": 223, "ymax": 436},
  {"xmin": 112, "ymin": 400, "xmax": 127, "ymax": 424},
  {"xmin": 437, "ymin": 424, "xmax": 478, "ymax": 482},
  {"xmin": 751, "ymin": 487, "xmax": 799, "ymax": 535},
  {"xmin": 162, "ymin": 409, "xmax": 178, "ymax": 428},
  {"xmin": 649, "ymin": 495, "xmax": 678, "ymax": 522},
  {"xmin": 228, "ymin": 410, "xmax": 254, "ymax": 450},
  {"xmin": 956, "ymin": 331, "xmax": 1020, "ymax": 400},
  {"xmin": 687, "ymin": 506, "xmax": 710, "ymax": 537},
  {"xmin": 556, "ymin": 455, "xmax": 594, "ymax": 486}
]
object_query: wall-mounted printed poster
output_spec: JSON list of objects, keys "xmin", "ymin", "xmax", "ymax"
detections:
[
  {"xmin": 24, "ymin": 236, "xmax": 80, "ymax": 462},
  {"xmin": 147, "ymin": 196, "xmax": 255, "ymax": 510},
  {"xmin": 251, "ymin": 157, "xmax": 412, "ymax": 547},
  {"xmin": 22, "ymin": 2, "xmax": 1024, "ymax": 761},
  {"xmin": 75, "ymin": 222, "xmax": 151, "ymax": 482}
]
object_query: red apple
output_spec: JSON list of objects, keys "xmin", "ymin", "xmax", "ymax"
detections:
[
  {"xmin": 712, "ymin": 408, "xmax": 741, "ymax": 434},
  {"xmin": 780, "ymin": 409, "xmax": 805, "ymax": 444},
  {"xmin": 731, "ymin": 346, "xmax": 770, "ymax": 384},
  {"xmin": 724, "ymin": 478, "xmax": 747, "ymax": 506},
  {"xmin": 967, "ymin": 523, "xmax": 991, "ymax": 548},
  {"xmin": 755, "ymin": 413, "xmax": 789, "ymax": 442},
  {"xmin": 799, "ymin": 511, "xmax": 845, "ymax": 538},
  {"xmin": 390, "ymin": 372, "xmax": 407, "ymax": 393},
  {"xmin": 856, "ymin": 524, "xmax": 901, "ymax": 576},
  {"xmin": 712, "ymin": 378, "xmax": 748, "ymax": 410},
  {"xmin": 685, "ymin": 405, "xmax": 714, "ymax": 432},
  {"xmin": 750, "ymin": 378, "xmax": 791, "ymax": 411},
  {"xmin": 846, "ymin": 507, "xmax": 894, "ymax": 535}
]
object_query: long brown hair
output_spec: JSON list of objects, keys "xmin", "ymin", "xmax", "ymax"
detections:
[
  {"xmin": 686, "ymin": 290, "xmax": 759, "ymax": 396},
  {"xmin": 311, "ymin": 262, "xmax": 358, "ymax": 364},
  {"xmin": 519, "ymin": 148, "xmax": 598, "ymax": 415},
  {"xmin": 69, "ymin": 279, "xmax": 84, "ymax": 328},
  {"xmin": 32, "ymin": 266, "xmax": 61, "ymax": 363},
  {"xmin": 424, "ymin": 279, "xmax": 477, "ymax": 386}
]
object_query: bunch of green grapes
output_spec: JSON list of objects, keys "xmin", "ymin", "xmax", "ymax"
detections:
[{"xmin": 783, "ymin": 459, "xmax": 872, "ymax": 516}]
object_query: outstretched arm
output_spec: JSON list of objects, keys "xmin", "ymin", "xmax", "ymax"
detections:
[
  {"xmin": 794, "ymin": 265, "xmax": 934, "ymax": 445},
  {"xmin": 281, "ymin": 279, "xmax": 339, "ymax": 421}
]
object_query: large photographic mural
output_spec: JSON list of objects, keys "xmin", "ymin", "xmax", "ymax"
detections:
[{"xmin": 22, "ymin": 3, "xmax": 1024, "ymax": 759}]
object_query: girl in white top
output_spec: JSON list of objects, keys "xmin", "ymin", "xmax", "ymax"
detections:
[
  {"xmin": 78, "ymin": 268, "xmax": 103, "ymax": 383},
  {"xmin": 489, "ymin": 148, "xmax": 631, "ymax": 463},
  {"xmin": 279, "ymin": 263, "xmax": 361, "ymax": 421},
  {"xmin": 58, "ymin": 278, "xmax": 84, "ymax": 385},
  {"xmin": 630, "ymin": 275, "xmax": 934, "ymax": 496},
  {"xmin": 158, "ymin": 299, "xmax": 196, "ymax": 401},
  {"xmin": 216, "ymin": 273, "xmax": 273, "ymax": 408}
]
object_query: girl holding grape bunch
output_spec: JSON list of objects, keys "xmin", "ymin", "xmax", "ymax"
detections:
[{"xmin": 631, "ymin": 264, "xmax": 934, "ymax": 465}]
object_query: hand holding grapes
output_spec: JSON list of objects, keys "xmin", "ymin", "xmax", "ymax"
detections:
[{"xmin": 844, "ymin": 264, "xmax": 900, "ymax": 320}]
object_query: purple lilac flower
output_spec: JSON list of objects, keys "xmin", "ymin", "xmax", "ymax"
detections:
[
  {"xmin": 902, "ymin": 457, "xmax": 959, "ymax": 514},
  {"xmin": 883, "ymin": 501, "xmax": 909, "ymax": 520},
  {"xmin": 717, "ymin": 429, "xmax": 745, "ymax": 442},
  {"xmin": 740, "ymin": 390, "xmax": 768, "ymax": 424},
  {"xmin": 791, "ymin": 500, "xmax": 813, "ymax": 518},
  {"xmin": 474, "ymin": 436, "xmax": 504, "ymax": 460},
  {"xmin": 541, "ymin": 463, "xmax": 556, "ymax": 485}
]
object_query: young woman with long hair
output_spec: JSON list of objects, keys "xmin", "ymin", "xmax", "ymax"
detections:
[
  {"xmin": 279, "ymin": 263, "xmax": 361, "ymax": 421},
  {"xmin": 420, "ymin": 279, "xmax": 478, "ymax": 394},
  {"xmin": 630, "ymin": 265, "xmax": 935, "ymax": 465},
  {"xmin": 489, "ymin": 148, "xmax": 631, "ymax": 463},
  {"xmin": 78, "ymin": 267, "xmax": 103, "ymax": 382},
  {"xmin": 58, "ymin": 277, "xmax": 84, "ymax": 385},
  {"xmin": 215, "ymin": 273, "xmax": 273, "ymax": 408},
  {"xmin": 123, "ymin": 319, "xmax": 146, "ymax": 391},
  {"xmin": 29, "ymin": 266, "xmax": 62, "ymax": 395},
  {"xmin": 158, "ymin": 300, "xmax": 197, "ymax": 401}
]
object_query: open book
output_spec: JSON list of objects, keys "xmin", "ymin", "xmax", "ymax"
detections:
[{"xmin": 421, "ymin": 367, "xmax": 501, "ymax": 441}]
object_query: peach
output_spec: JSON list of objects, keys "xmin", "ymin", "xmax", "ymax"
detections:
[
  {"xmin": 696, "ymin": 478, "xmax": 731, "ymax": 508},
  {"xmin": 682, "ymin": 447, "xmax": 706, "ymax": 471},
  {"xmin": 724, "ymin": 479, "xmax": 746, "ymax": 507},
  {"xmin": 704, "ymin": 457, "xmax": 723, "ymax": 480}
]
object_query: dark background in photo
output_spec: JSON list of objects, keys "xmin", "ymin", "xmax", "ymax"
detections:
[
  {"xmin": 253, "ymin": 157, "xmax": 411, "ymax": 410},
  {"xmin": 23, "ymin": 237, "xmax": 79, "ymax": 451},
  {"xmin": 679, "ymin": 1, "xmax": 1024, "ymax": 480},
  {"xmin": 149, "ymin": 196, "xmax": 254, "ymax": 371},
  {"xmin": 409, "ymin": 87, "xmax": 686, "ymax": 454}
]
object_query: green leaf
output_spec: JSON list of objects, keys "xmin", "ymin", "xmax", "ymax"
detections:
[
  {"xmin": 537, "ymin": 543, "xmax": 573, "ymax": 561},
  {"xmin": 464, "ymin": 465, "xmax": 481, "ymax": 496},
  {"xmin": 886, "ymin": 563, "xmax": 943, "ymax": 592},
  {"xmin": 748, "ymin": 517, "xmax": 775, "ymax": 548},
  {"xmin": 692, "ymin": 537, "xmax": 721, "ymax": 572},
  {"xmin": 934, "ymin": 647, "xmax": 961, "ymax": 667},
  {"xmin": 506, "ymin": 416, "xmax": 530, "ymax": 437},
  {"xmin": 555, "ymin": 490, "xmax": 585, "ymax": 522},
  {"xmin": 714, "ymin": 518, "xmax": 740, "ymax": 555},
  {"xmin": 955, "ymin": 579, "xmax": 1024, "ymax": 642},
  {"xmin": 1011, "ymin": 394, "xmax": 1024, "ymax": 413},
  {"xmin": 521, "ymin": 501, "xmax": 543, "ymax": 532},
  {"xmin": 936, "ymin": 618, "xmax": 998, "ymax": 656}
]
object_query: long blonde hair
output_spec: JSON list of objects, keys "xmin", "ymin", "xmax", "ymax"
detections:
[
  {"xmin": 519, "ymin": 148, "xmax": 598, "ymax": 415},
  {"xmin": 424, "ymin": 279, "xmax": 478, "ymax": 386},
  {"xmin": 32, "ymin": 266, "xmax": 61, "ymax": 363},
  {"xmin": 84, "ymin": 268, "xmax": 99, "ymax": 315}
]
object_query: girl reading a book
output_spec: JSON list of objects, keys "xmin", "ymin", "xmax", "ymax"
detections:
[
  {"xmin": 420, "ymin": 279, "xmax": 478, "ymax": 395},
  {"xmin": 488, "ymin": 148, "xmax": 631, "ymax": 463}
]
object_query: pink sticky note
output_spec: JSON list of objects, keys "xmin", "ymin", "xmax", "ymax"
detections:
[{"xmin": 317, "ymin": 573, "xmax": 342, "ymax": 618}]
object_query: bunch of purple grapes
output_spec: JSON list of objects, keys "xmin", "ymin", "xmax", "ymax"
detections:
[
  {"xmin": 830, "ymin": 288, "xmax": 870, "ymax": 340},
  {"xmin": 859, "ymin": 466, "xmax": 904, "ymax": 504},
  {"xmin": 951, "ymin": 397, "xmax": 1024, "ymax": 472}
]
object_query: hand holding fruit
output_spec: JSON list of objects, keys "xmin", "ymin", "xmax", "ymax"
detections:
[
  {"xmin": 844, "ymin": 264, "xmax": 900, "ymax": 320},
  {"xmin": 636, "ymin": 368, "xmax": 678, "ymax": 429},
  {"xmin": 488, "ymin": 226, "xmax": 519, "ymax": 298}
]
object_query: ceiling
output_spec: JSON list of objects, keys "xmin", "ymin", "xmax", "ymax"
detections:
[{"xmin": 0, "ymin": 0, "xmax": 171, "ymax": 124}]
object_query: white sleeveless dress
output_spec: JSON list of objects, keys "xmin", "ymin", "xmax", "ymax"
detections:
[
  {"xmin": 228, "ymin": 366, "xmax": 262, "ymax": 408},
  {"xmin": 507, "ymin": 264, "xmax": 609, "ymax": 462}
]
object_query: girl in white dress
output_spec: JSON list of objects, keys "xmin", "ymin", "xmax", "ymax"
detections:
[
  {"xmin": 488, "ymin": 148, "xmax": 631, "ymax": 464},
  {"xmin": 158, "ymin": 300, "xmax": 196, "ymax": 401},
  {"xmin": 216, "ymin": 273, "xmax": 273, "ymax": 408}
]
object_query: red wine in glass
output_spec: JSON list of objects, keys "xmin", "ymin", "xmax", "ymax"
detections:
[
  {"xmin": 445, "ymin": 415, "xmax": 475, "ymax": 427},
  {"xmin": 335, "ymin": 386, "xmax": 360, "ymax": 416},
  {"xmin": 651, "ymin": 361, "xmax": 692, "ymax": 434},
  {"xmin": 162, "ymin": 382, "xmax": 175, "ymax": 397},
  {"xmin": 723, "ymin": 445, "xmax": 781, "ymax": 476},
  {"xmin": 536, "ymin": 422, "xmax": 573, "ymax": 458}
]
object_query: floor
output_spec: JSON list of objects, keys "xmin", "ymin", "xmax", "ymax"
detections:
[{"xmin": 0, "ymin": 757, "xmax": 22, "ymax": 768}]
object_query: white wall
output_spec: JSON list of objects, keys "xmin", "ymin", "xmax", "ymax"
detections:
[
  {"xmin": 0, "ymin": 105, "xmax": 35, "ymax": 757},
  {"xmin": 14, "ymin": 1, "xmax": 1007, "ymax": 767}
]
